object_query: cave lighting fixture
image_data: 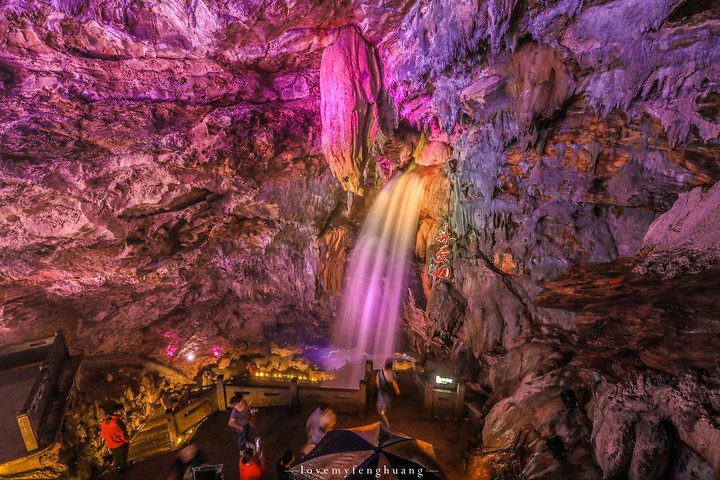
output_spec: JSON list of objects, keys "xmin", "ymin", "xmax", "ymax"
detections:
[
  {"xmin": 253, "ymin": 370, "xmax": 322, "ymax": 382},
  {"xmin": 165, "ymin": 342, "xmax": 178, "ymax": 357},
  {"xmin": 186, "ymin": 353, "xmax": 195, "ymax": 361},
  {"xmin": 392, "ymin": 353, "xmax": 416, "ymax": 370}
]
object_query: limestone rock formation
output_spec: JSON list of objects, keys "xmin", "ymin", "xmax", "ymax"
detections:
[
  {"xmin": 473, "ymin": 365, "xmax": 600, "ymax": 480},
  {"xmin": 416, "ymin": 140, "xmax": 453, "ymax": 167},
  {"xmin": 320, "ymin": 25, "xmax": 384, "ymax": 195},
  {"xmin": 636, "ymin": 182, "xmax": 720, "ymax": 278},
  {"xmin": 592, "ymin": 371, "xmax": 720, "ymax": 479}
]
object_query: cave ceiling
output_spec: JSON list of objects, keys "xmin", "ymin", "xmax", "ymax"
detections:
[{"xmin": 0, "ymin": 0, "xmax": 719, "ymax": 378}]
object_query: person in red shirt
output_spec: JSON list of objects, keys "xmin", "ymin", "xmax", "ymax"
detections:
[
  {"xmin": 239, "ymin": 447, "xmax": 265, "ymax": 480},
  {"xmin": 101, "ymin": 403, "xmax": 131, "ymax": 473}
]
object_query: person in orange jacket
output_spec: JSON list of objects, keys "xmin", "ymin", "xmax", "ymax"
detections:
[
  {"xmin": 101, "ymin": 403, "xmax": 131, "ymax": 473},
  {"xmin": 239, "ymin": 447, "xmax": 265, "ymax": 480}
]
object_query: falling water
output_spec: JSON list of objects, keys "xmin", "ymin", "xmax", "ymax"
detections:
[{"xmin": 332, "ymin": 165, "xmax": 428, "ymax": 381}]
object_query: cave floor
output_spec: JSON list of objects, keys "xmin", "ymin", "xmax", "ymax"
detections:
[{"xmin": 100, "ymin": 395, "xmax": 469, "ymax": 480}]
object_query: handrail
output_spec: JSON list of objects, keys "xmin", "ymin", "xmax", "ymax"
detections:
[
  {"xmin": 0, "ymin": 335, "xmax": 55, "ymax": 357},
  {"xmin": 172, "ymin": 388, "xmax": 219, "ymax": 435},
  {"xmin": 182, "ymin": 395, "xmax": 214, "ymax": 418},
  {"xmin": 13, "ymin": 330, "xmax": 73, "ymax": 453}
]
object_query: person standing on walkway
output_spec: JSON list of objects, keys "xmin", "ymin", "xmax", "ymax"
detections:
[
  {"xmin": 228, "ymin": 392, "xmax": 253, "ymax": 452},
  {"xmin": 202, "ymin": 369, "xmax": 214, "ymax": 387},
  {"xmin": 101, "ymin": 403, "xmax": 131, "ymax": 473},
  {"xmin": 239, "ymin": 447, "xmax": 266, "ymax": 480},
  {"xmin": 376, "ymin": 359, "xmax": 400, "ymax": 427},
  {"xmin": 167, "ymin": 442, "xmax": 207, "ymax": 480},
  {"xmin": 305, "ymin": 403, "xmax": 336, "ymax": 445},
  {"xmin": 276, "ymin": 450, "xmax": 294, "ymax": 480}
]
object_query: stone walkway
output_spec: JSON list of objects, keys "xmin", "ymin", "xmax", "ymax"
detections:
[{"xmin": 101, "ymin": 395, "xmax": 469, "ymax": 480}]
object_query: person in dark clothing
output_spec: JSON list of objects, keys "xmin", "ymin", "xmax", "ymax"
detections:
[
  {"xmin": 167, "ymin": 443, "xmax": 207, "ymax": 480},
  {"xmin": 376, "ymin": 358, "xmax": 400, "ymax": 427},
  {"xmin": 101, "ymin": 403, "xmax": 131, "ymax": 473},
  {"xmin": 276, "ymin": 450, "xmax": 294, "ymax": 480}
]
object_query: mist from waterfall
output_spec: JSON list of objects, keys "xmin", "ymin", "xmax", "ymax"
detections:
[{"xmin": 332, "ymin": 166, "xmax": 428, "ymax": 378}]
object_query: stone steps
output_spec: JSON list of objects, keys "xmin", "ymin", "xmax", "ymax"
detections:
[
  {"xmin": 128, "ymin": 424, "xmax": 172, "ymax": 462},
  {"xmin": 128, "ymin": 411, "xmax": 173, "ymax": 463}
]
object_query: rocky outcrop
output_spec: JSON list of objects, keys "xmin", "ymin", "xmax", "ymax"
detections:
[
  {"xmin": 636, "ymin": 182, "xmax": 720, "ymax": 278},
  {"xmin": 320, "ymin": 26, "xmax": 384, "ymax": 195},
  {"xmin": 0, "ymin": 1, "xmax": 360, "ymax": 361},
  {"xmin": 416, "ymin": 139, "xmax": 453, "ymax": 167},
  {"xmin": 472, "ymin": 364, "xmax": 601, "ymax": 480},
  {"xmin": 473, "ymin": 363, "xmax": 720, "ymax": 480},
  {"xmin": 592, "ymin": 371, "xmax": 720, "ymax": 479}
]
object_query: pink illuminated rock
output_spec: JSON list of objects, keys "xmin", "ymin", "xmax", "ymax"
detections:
[
  {"xmin": 416, "ymin": 140, "xmax": 453, "ymax": 166},
  {"xmin": 320, "ymin": 26, "xmax": 383, "ymax": 195}
]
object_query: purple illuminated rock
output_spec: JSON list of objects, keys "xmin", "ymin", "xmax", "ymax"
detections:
[
  {"xmin": 592, "ymin": 372, "xmax": 720, "ymax": 479},
  {"xmin": 320, "ymin": 26, "xmax": 383, "ymax": 195}
]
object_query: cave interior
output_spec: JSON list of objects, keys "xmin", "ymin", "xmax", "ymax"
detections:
[{"xmin": 1, "ymin": 0, "xmax": 720, "ymax": 479}]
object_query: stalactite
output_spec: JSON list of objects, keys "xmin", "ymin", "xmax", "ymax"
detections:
[{"xmin": 320, "ymin": 26, "xmax": 384, "ymax": 196}]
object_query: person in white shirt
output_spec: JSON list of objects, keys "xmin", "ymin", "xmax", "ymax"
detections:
[{"xmin": 305, "ymin": 403, "xmax": 336, "ymax": 446}]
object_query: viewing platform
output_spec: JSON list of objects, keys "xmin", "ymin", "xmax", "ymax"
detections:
[{"xmin": 0, "ymin": 331, "xmax": 81, "ymax": 477}]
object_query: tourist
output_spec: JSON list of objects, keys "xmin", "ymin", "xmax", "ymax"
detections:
[
  {"xmin": 228, "ymin": 392, "xmax": 253, "ymax": 451},
  {"xmin": 160, "ymin": 383, "xmax": 174, "ymax": 412},
  {"xmin": 276, "ymin": 450, "xmax": 294, "ymax": 480},
  {"xmin": 376, "ymin": 358, "xmax": 400, "ymax": 427},
  {"xmin": 239, "ymin": 447, "xmax": 265, "ymax": 480},
  {"xmin": 202, "ymin": 369, "xmax": 214, "ymax": 387},
  {"xmin": 305, "ymin": 402, "xmax": 336, "ymax": 445},
  {"xmin": 167, "ymin": 442, "xmax": 207, "ymax": 480},
  {"xmin": 100, "ymin": 403, "xmax": 131, "ymax": 473}
]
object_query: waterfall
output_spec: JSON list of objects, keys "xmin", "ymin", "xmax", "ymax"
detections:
[{"xmin": 332, "ymin": 166, "xmax": 428, "ymax": 378}]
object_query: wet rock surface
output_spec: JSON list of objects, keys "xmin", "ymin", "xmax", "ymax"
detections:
[{"xmin": 1, "ymin": 0, "xmax": 720, "ymax": 478}]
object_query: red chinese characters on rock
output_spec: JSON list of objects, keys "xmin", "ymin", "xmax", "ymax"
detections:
[
  {"xmin": 434, "ymin": 244, "xmax": 451, "ymax": 263},
  {"xmin": 436, "ymin": 226, "xmax": 456, "ymax": 244},
  {"xmin": 433, "ymin": 264, "xmax": 451, "ymax": 279},
  {"xmin": 430, "ymin": 226, "xmax": 456, "ymax": 280}
]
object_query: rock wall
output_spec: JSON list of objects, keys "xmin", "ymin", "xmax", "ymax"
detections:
[
  {"xmin": 379, "ymin": 0, "xmax": 720, "ymax": 477},
  {"xmin": 0, "ymin": 0, "xmax": 352, "ymax": 363}
]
